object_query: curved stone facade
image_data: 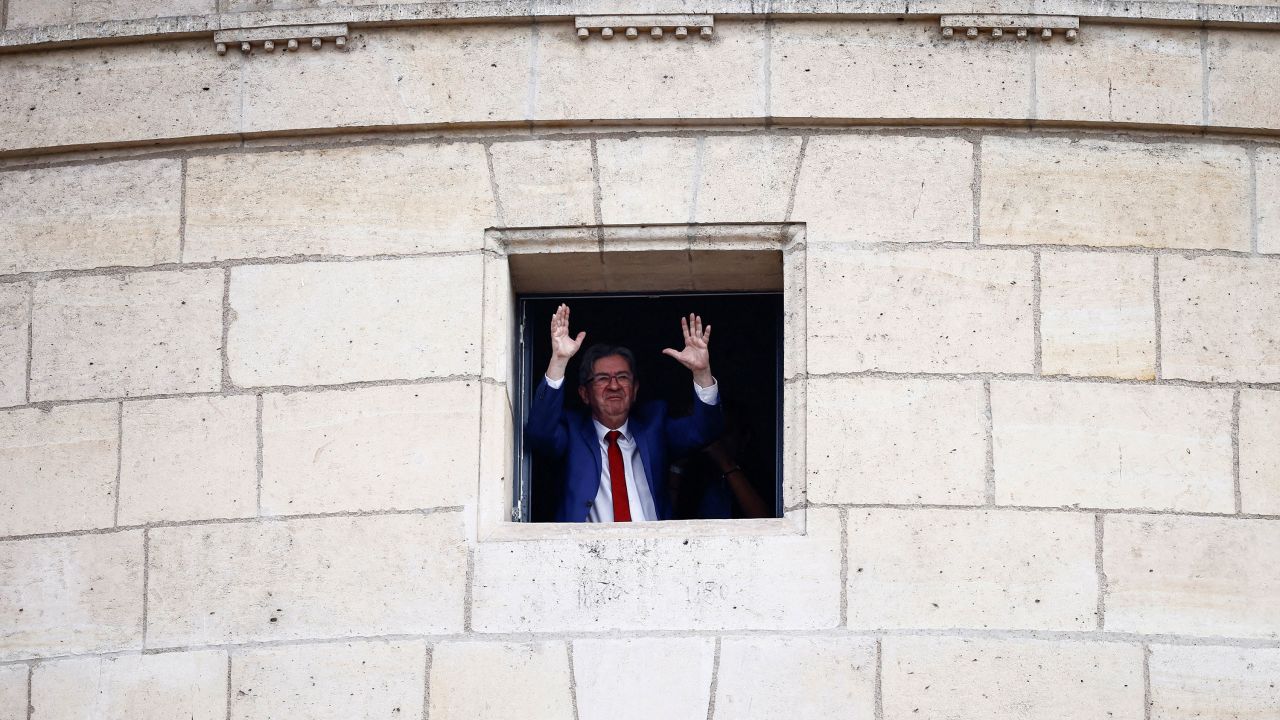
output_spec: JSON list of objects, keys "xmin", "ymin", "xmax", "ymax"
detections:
[{"xmin": 1, "ymin": 2, "xmax": 1278, "ymax": 718}]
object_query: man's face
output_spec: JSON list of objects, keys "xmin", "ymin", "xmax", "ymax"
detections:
[{"xmin": 578, "ymin": 354, "xmax": 638, "ymax": 430}]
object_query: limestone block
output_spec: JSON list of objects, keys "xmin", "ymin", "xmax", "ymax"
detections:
[
  {"xmin": 1104, "ymin": 514, "xmax": 1280, "ymax": 638},
  {"xmin": 0, "ymin": 403, "xmax": 118, "ymax": 537},
  {"xmin": 535, "ymin": 20, "xmax": 766, "ymax": 121},
  {"xmin": 573, "ymin": 638, "xmax": 714, "ymax": 720},
  {"xmin": 0, "ymin": 665, "xmax": 24, "ymax": 720},
  {"xmin": 226, "ymin": 256, "xmax": 482, "ymax": 387},
  {"xmin": 146, "ymin": 512, "xmax": 466, "ymax": 646},
  {"xmin": 847, "ymin": 509, "xmax": 1097, "ymax": 630},
  {"xmin": 1039, "ymin": 251, "xmax": 1156, "ymax": 379},
  {"xmin": 261, "ymin": 382, "xmax": 480, "ymax": 515},
  {"xmin": 0, "ymin": 41, "xmax": 239, "ymax": 154},
  {"xmin": 232, "ymin": 641, "xmax": 425, "ymax": 720},
  {"xmin": 0, "ymin": 530, "xmax": 143, "ymax": 661},
  {"xmin": 1149, "ymin": 645, "xmax": 1280, "ymax": 719},
  {"xmin": 0, "ymin": 284, "xmax": 28, "ymax": 408},
  {"xmin": 714, "ymin": 636, "xmax": 876, "ymax": 720},
  {"xmin": 489, "ymin": 140, "xmax": 596, "ymax": 228},
  {"xmin": 0, "ymin": 159, "xmax": 181, "ymax": 275},
  {"xmin": 185, "ymin": 143, "xmax": 496, "ymax": 261},
  {"xmin": 597, "ymin": 137, "xmax": 698, "ymax": 224},
  {"xmin": 1036, "ymin": 24, "xmax": 1202, "ymax": 126},
  {"xmin": 29, "ymin": 269, "xmax": 223, "ymax": 402},
  {"xmin": 807, "ymin": 247, "xmax": 1034, "ymax": 374},
  {"xmin": 771, "ymin": 21, "xmax": 1030, "ymax": 120},
  {"xmin": 806, "ymin": 377, "xmax": 986, "ymax": 505},
  {"xmin": 1241, "ymin": 390, "xmax": 1280, "ymax": 515},
  {"xmin": 881, "ymin": 637, "xmax": 1144, "ymax": 719},
  {"xmin": 1159, "ymin": 255, "xmax": 1280, "ymax": 383},
  {"xmin": 32, "ymin": 651, "xmax": 226, "ymax": 720},
  {"xmin": 6, "ymin": 0, "xmax": 213, "ymax": 27},
  {"xmin": 241, "ymin": 26, "xmax": 530, "ymax": 133},
  {"xmin": 695, "ymin": 135, "xmax": 803, "ymax": 224},
  {"xmin": 1207, "ymin": 29, "xmax": 1280, "ymax": 131},
  {"xmin": 790, "ymin": 134, "xmax": 973, "ymax": 244},
  {"xmin": 1260, "ymin": 148, "xmax": 1280, "ymax": 254},
  {"xmin": 991, "ymin": 381, "xmax": 1233, "ymax": 512},
  {"xmin": 471, "ymin": 508, "xmax": 841, "ymax": 632},
  {"xmin": 981, "ymin": 136, "xmax": 1251, "ymax": 250},
  {"xmin": 119, "ymin": 396, "xmax": 257, "ymax": 524},
  {"xmin": 429, "ymin": 641, "xmax": 574, "ymax": 720}
]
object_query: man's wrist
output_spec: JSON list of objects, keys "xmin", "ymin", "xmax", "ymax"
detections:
[{"xmin": 692, "ymin": 368, "xmax": 714, "ymax": 388}]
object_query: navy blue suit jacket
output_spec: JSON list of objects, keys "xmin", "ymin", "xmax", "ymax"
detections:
[{"xmin": 525, "ymin": 378, "xmax": 724, "ymax": 522}]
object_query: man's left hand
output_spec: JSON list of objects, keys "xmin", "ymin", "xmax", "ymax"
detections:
[{"xmin": 663, "ymin": 313, "xmax": 714, "ymax": 388}]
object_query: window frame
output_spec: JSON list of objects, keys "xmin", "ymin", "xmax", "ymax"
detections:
[{"xmin": 476, "ymin": 223, "xmax": 808, "ymax": 542}]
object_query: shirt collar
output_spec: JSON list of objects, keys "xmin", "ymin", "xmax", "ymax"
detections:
[{"xmin": 592, "ymin": 418, "xmax": 631, "ymax": 443}]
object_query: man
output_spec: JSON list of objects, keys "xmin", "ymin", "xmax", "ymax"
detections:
[{"xmin": 525, "ymin": 303, "xmax": 723, "ymax": 522}]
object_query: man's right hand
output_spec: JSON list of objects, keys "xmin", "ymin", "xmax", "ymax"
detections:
[{"xmin": 546, "ymin": 303, "xmax": 586, "ymax": 381}]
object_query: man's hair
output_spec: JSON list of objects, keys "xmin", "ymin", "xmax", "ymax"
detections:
[{"xmin": 577, "ymin": 344, "xmax": 638, "ymax": 387}]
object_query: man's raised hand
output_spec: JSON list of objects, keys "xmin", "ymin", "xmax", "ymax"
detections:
[
  {"xmin": 546, "ymin": 303, "xmax": 585, "ymax": 381},
  {"xmin": 662, "ymin": 313, "xmax": 714, "ymax": 388}
]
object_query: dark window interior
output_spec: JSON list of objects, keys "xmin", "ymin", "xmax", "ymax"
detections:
[{"xmin": 517, "ymin": 292, "xmax": 783, "ymax": 522}]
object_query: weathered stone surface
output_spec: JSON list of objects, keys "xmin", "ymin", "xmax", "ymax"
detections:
[
  {"xmin": 0, "ymin": 665, "xmax": 24, "ymax": 720},
  {"xmin": 0, "ymin": 159, "xmax": 181, "ymax": 275},
  {"xmin": 30, "ymin": 269, "xmax": 223, "ymax": 402},
  {"xmin": 119, "ymin": 396, "xmax": 257, "ymax": 524},
  {"xmin": 147, "ymin": 512, "xmax": 466, "ymax": 646},
  {"xmin": 0, "ymin": 403, "xmax": 118, "ymax": 537},
  {"xmin": 261, "ymin": 382, "xmax": 480, "ymax": 515},
  {"xmin": 1259, "ymin": 148, "xmax": 1280, "ymax": 254},
  {"xmin": 807, "ymin": 247, "xmax": 1034, "ymax": 374},
  {"xmin": 573, "ymin": 638, "xmax": 714, "ymax": 720},
  {"xmin": 714, "ymin": 635, "xmax": 876, "ymax": 720},
  {"xmin": 6, "ymin": 0, "xmax": 213, "ymax": 27},
  {"xmin": 847, "ymin": 509, "xmax": 1097, "ymax": 630},
  {"xmin": 771, "ymin": 21, "xmax": 1030, "ymax": 120},
  {"xmin": 806, "ymin": 377, "xmax": 986, "ymax": 505},
  {"xmin": 232, "ymin": 641, "xmax": 425, "ymax": 720},
  {"xmin": 992, "ymin": 381, "xmax": 1233, "ymax": 512},
  {"xmin": 489, "ymin": 139, "xmax": 596, "ymax": 228},
  {"xmin": 472, "ymin": 509, "xmax": 841, "ymax": 632},
  {"xmin": 227, "ymin": 256, "xmax": 482, "ymax": 387},
  {"xmin": 1104, "ymin": 514, "xmax": 1280, "ymax": 638},
  {"xmin": 597, "ymin": 137, "xmax": 698, "ymax": 224},
  {"xmin": 429, "ymin": 641, "xmax": 573, "ymax": 720},
  {"xmin": 0, "ymin": 530, "xmax": 143, "ymax": 661},
  {"xmin": 534, "ymin": 20, "xmax": 767, "ymax": 121},
  {"xmin": 695, "ymin": 135, "xmax": 802, "ymax": 223},
  {"xmin": 1036, "ymin": 24, "xmax": 1202, "ymax": 126},
  {"xmin": 0, "ymin": 41, "xmax": 239, "ymax": 154},
  {"xmin": 1159, "ymin": 255, "xmax": 1280, "ymax": 383},
  {"xmin": 33, "ymin": 650, "xmax": 226, "ymax": 720},
  {"xmin": 1207, "ymin": 29, "xmax": 1280, "ymax": 131},
  {"xmin": 0, "ymin": 284, "xmax": 28, "ymax": 408},
  {"xmin": 981, "ymin": 136, "xmax": 1251, "ymax": 250},
  {"xmin": 881, "ymin": 637, "xmax": 1144, "ymax": 719},
  {"xmin": 241, "ymin": 26, "xmax": 530, "ymax": 132},
  {"xmin": 1241, "ymin": 390, "xmax": 1280, "ymax": 515},
  {"xmin": 790, "ymin": 134, "xmax": 973, "ymax": 244},
  {"xmin": 185, "ymin": 143, "xmax": 495, "ymax": 261},
  {"xmin": 1149, "ymin": 645, "xmax": 1280, "ymax": 719},
  {"xmin": 1040, "ymin": 251, "xmax": 1157, "ymax": 379}
]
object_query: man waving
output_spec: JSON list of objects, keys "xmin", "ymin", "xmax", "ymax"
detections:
[{"xmin": 525, "ymin": 304, "xmax": 724, "ymax": 522}]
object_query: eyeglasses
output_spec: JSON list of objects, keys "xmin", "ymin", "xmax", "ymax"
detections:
[{"xmin": 588, "ymin": 372, "xmax": 634, "ymax": 388}]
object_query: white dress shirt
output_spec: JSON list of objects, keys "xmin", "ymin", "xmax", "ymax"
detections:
[{"xmin": 544, "ymin": 375, "xmax": 719, "ymax": 522}]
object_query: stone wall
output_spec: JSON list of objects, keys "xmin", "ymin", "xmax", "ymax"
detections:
[{"xmin": 1, "ymin": 5, "xmax": 1278, "ymax": 719}]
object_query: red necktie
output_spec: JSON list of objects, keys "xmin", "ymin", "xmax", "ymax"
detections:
[{"xmin": 605, "ymin": 430, "xmax": 632, "ymax": 522}]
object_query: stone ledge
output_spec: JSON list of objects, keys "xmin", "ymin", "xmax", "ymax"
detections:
[{"xmin": 3, "ymin": 0, "xmax": 1280, "ymax": 53}]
